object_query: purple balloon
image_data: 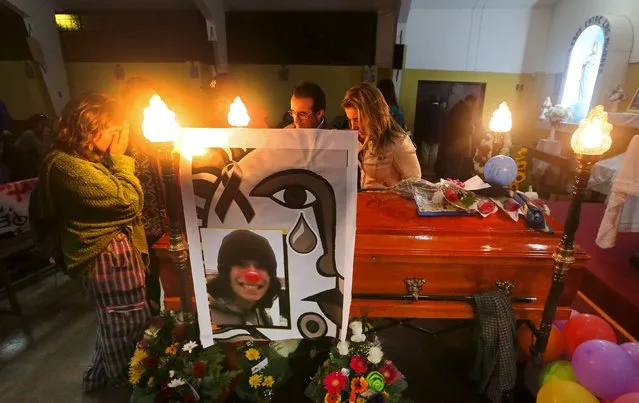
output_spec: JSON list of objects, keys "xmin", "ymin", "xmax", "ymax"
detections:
[
  {"xmin": 622, "ymin": 343, "xmax": 639, "ymax": 364},
  {"xmin": 572, "ymin": 340, "xmax": 639, "ymax": 401},
  {"xmin": 555, "ymin": 319, "xmax": 567, "ymax": 331}
]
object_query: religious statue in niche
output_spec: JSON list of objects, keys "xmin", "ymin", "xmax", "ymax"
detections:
[
  {"xmin": 578, "ymin": 42, "xmax": 601, "ymax": 106},
  {"xmin": 560, "ymin": 21, "xmax": 606, "ymax": 121}
]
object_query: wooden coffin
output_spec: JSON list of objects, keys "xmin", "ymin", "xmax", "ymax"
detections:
[
  {"xmin": 351, "ymin": 192, "xmax": 587, "ymax": 322},
  {"xmin": 157, "ymin": 192, "xmax": 587, "ymax": 322}
]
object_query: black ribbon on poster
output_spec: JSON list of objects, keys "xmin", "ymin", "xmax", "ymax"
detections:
[{"xmin": 215, "ymin": 162, "xmax": 255, "ymax": 223}]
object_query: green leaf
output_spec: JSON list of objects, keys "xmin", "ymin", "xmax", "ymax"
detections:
[{"xmin": 130, "ymin": 387, "xmax": 156, "ymax": 403}]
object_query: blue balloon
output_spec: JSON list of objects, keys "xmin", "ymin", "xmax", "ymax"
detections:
[{"xmin": 484, "ymin": 155, "xmax": 518, "ymax": 186}]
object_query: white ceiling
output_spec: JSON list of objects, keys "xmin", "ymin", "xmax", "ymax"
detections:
[
  {"xmin": 410, "ymin": 0, "xmax": 559, "ymax": 9},
  {"xmin": 54, "ymin": 0, "xmax": 400, "ymax": 12}
]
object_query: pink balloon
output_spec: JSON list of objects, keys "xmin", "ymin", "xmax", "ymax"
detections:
[
  {"xmin": 621, "ymin": 343, "xmax": 639, "ymax": 364},
  {"xmin": 615, "ymin": 393, "xmax": 639, "ymax": 403}
]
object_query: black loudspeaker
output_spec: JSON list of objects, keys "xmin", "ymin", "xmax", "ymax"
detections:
[{"xmin": 392, "ymin": 44, "xmax": 405, "ymax": 70}]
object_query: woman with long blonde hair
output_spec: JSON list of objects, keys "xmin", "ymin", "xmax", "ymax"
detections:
[{"xmin": 341, "ymin": 83, "xmax": 421, "ymax": 189}]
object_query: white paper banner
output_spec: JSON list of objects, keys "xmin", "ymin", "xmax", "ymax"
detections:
[
  {"xmin": 0, "ymin": 178, "xmax": 37, "ymax": 235},
  {"xmin": 179, "ymin": 128, "xmax": 358, "ymax": 347}
]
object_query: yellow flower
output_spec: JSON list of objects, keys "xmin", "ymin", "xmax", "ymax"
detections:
[
  {"xmin": 130, "ymin": 348, "xmax": 148, "ymax": 368},
  {"xmin": 262, "ymin": 375, "xmax": 275, "ymax": 388},
  {"xmin": 515, "ymin": 172, "xmax": 526, "ymax": 183},
  {"xmin": 245, "ymin": 348, "xmax": 261, "ymax": 361},
  {"xmin": 324, "ymin": 393, "xmax": 341, "ymax": 403},
  {"xmin": 356, "ymin": 398, "xmax": 366, "ymax": 403},
  {"xmin": 249, "ymin": 374, "xmax": 263, "ymax": 389},
  {"xmin": 517, "ymin": 147, "xmax": 528, "ymax": 156},
  {"xmin": 165, "ymin": 344, "xmax": 177, "ymax": 355},
  {"xmin": 129, "ymin": 363, "xmax": 144, "ymax": 385}
]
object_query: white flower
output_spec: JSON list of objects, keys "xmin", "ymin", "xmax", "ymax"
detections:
[
  {"xmin": 367, "ymin": 346, "xmax": 384, "ymax": 364},
  {"xmin": 169, "ymin": 370, "xmax": 175, "ymax": 378},
  {"xmin": 340, "ymin": 368, "xmax": 351, "ymax": 377},
  {"xmin": 168, "ymin": 378, "xmax": 186, "ymax": 388},
  {"xmin": 351, "ymin": 334, "xmax": 366, "ymax": 343},
  {"xmin": 432, "ymin": 191, "xmax": 444, "ymax": 206},
  {"xmin": 349, "ymin": 321, "xmax": 363, "ymax": 336},
  {"xmin": 271, "ymin": 339, "xmax": 301, "ymax": 358},
  {"xmin": 337, "ymin": 340, "xmax": 350, "ymax": 356},
  {"xmin": 182, "ymin": 341, "xmax": 198, "ymax": 354}
]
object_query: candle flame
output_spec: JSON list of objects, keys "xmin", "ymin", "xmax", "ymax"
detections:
[
  {"xmin": 142, "ymin": 94, "xmax": 181, "ymax": 143},
  {"xmin": 228, "ymin": 96, "xmax": 250, "ymax": 127},
  {"xmin": 488, "ymin": 102, "xmax": 512, "ymax": 133},
  {"xmin": 571, "ymin": 105, "xmax": 613, "ymax": 155}
]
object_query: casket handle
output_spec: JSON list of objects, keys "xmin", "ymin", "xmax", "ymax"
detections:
[
  {"xmin": 495, "ymin": 280, "xmax": 516, "ymax": 294},
  {"xmin": 404, "ymin": 278, "xmax": 427, "ymax": 301}
]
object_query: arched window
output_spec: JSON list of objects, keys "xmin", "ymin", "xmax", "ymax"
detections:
[{"xmin": 560, "ymin": 25, "xmax": 605, "ymax": 121}]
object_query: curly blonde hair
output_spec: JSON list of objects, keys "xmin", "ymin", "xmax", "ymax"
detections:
[
  {"xmin": 53, "ymin": 92, "xmax": 124, "ymax": 161},
  {"xmin": 341, "ymin": 83, "xmax": 407, "ymax": 155}
]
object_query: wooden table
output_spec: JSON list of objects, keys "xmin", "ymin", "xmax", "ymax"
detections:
[{"xmin": 157, "ymin": 192, "xmax": 587, "ymax": 324}]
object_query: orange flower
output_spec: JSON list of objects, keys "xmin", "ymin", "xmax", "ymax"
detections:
[
  {"xmin": 324, "ymin": 393, "xmax": 341, "ymax": 403},
  {"xmin": 350, "ymin": 377, "xmax": 369, "ymax": 394}
]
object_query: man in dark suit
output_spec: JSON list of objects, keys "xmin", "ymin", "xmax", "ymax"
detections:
[
  {"xmin": 435, "ymin": 94, "xmax": 477, "ymax": 181},
  {"xmin": 286, "ymin": 82, "xmax": 331, "ymax": 129}
]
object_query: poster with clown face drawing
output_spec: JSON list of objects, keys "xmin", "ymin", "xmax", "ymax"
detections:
[{"xmin": 180, "ymin": 128, "xmax": 358, "ymax": 347}]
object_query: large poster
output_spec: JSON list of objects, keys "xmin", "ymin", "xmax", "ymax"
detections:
[
  {"xmin": 180, "ymin": 128, "xmax": 358, "ymax": 347},
  {"xmin": 0, "ymin": 178, "xmax": 37, "ymax": 236}
]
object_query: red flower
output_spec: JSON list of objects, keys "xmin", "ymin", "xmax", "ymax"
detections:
[
  {"xmin": 142, "ymin": 355, "xmax": 159, "ymax": 369},
  {"xmin": 192, "ymin": 360, "xmax": 207, "ymax": 378},
  {"xmin": 350, "ymin": 355, "xmax": 368, "ymax": 374},
  {"xmin": 172, "ymin": 324, "xmax": 189, "ymax": 341},
  {"xmin": 149, "ymin": 316, "xmax": 165, "ymax": 328},
  {"xmin": 443, "ymin": 189, "xmax": 459, "ymax": 203},
  {"xmin": 504, "ymin": 199, "xmax": 520, "ymax": 212},
  {"xmin": 323, "ymin": 371, "xmax": 347, "ymax": 395},
  {"xmin": 379, "ymin": 361, "xmax": 401, "ymax": 384},
  {"xmin": 478, "ymin": 200, "xmax": 496, "ymax": 215}
]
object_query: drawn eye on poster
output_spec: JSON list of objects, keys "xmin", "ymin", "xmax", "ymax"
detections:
[{"xmin": 180, "ymin": 128, "xmax": 358, "ymax": 347}]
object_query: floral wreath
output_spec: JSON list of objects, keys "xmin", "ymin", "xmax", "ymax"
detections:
[{"xmin": 305, "ymin": 320, "xmax": 409, "ymax": 403}]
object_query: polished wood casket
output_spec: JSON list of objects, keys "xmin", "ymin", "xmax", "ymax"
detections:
[{"xmin": 157, "ymin": 192, "xmax": 587, "ymax": 323}]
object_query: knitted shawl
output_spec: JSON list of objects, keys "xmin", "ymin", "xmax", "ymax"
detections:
[{"xmin": 38, "ymin": 149, "xmax": 148, "ymax": 277}]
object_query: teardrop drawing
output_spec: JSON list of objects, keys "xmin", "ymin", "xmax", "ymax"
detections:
[{"xmin": 289, "ymin": 213, "xmax": 318, "ymax": 254}]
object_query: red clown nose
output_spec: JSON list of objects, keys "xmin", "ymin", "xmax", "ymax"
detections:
[{"xmin": 243, "ymin": 270, "xmax": 262, "ymax": 284}]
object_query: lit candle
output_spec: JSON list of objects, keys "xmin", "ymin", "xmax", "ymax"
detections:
[
  {"xmin": 142, "ymin": 94, "xmax": 181, "ymax": 144},
  {"xmin": 228, "ymin": 96, "xmax": 250, "ymax": 127},
  {"xmin": 489, "ymin": 101, "xmax": 513, "ymax": 133},
  {"xmin": 570, "ymin": 105, "xmax": 613, "ymax": 156}
]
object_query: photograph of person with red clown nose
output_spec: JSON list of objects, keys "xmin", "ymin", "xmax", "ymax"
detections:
[{"xmin": 206, "ymin": 229, "xmax": 290, "ymax": 327}]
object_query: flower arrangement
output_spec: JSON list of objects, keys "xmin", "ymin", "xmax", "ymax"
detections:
[
  {"xmin": 511, "ymin": 147, "xmax": 529, "ymax": 192},
  {"xmin": 129, "ymin": 311, "xmax": 239, "ymax": 403},
  {"xmin": 305, "ymin": 320, "xmax": 409, "ymax": 403},
  {"xmin": 544, "ymin": 105, "xmax": 572, "ymax": 126},
  {"xmin": 473, "ymin": 132, "xmax": 512, "ymax": 174},
  {"xmin": 234, "ymin": 339, "xmax": 301, "ymax": 403}
]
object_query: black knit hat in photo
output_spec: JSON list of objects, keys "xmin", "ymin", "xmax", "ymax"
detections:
[{"xmin": 217, "ymin": 230, "xmax": 277, "ymax": 276}]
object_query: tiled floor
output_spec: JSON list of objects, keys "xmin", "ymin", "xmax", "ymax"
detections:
[{"xmin": 0, "ymin": 273, "xmax": 537, "ymax": 403}]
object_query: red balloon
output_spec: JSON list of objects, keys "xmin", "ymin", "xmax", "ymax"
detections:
[
  {"xmin": 563, "ymin": 314, "xmax": 616, "ymax": 356},
  {"xmin": 516, "ymin": 324, "xmax": 564, "ymax": 362}
]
